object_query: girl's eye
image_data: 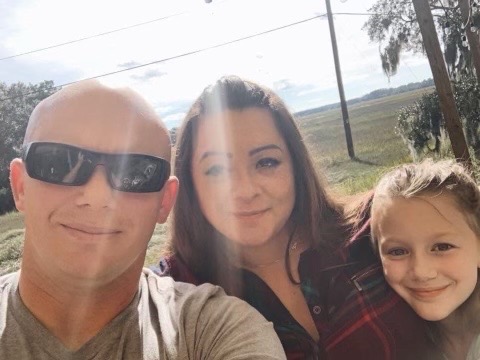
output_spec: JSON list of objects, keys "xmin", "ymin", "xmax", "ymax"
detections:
[
  {"xmin": 205, "ymin": 165, "xmax": 225, "ymax": 176},
  {"xmin": 432, "ymin": 243, "xmax": 455, "ymax": 252},
  {"xmin": 387, "ymin": 248, "xmax": 408, "ymax": 257},
  {"xmin": 256, "ymin": 157, "xmax": 280, "ymax": 169}
]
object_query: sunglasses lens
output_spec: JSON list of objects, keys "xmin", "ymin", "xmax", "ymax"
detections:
[
  {"xmin": 24, "ymin": 142, "xmax": 170, "ymax": 193},
  {"xmin": 26, "ymin": 143, "xmax": 93, "ymax": 185},
  {"xmin": 108, "ymin": 155, "xmax": 170, "ymax": 192}
]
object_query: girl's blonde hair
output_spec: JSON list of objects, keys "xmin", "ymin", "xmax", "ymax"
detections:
[{"xmin": 371, "ymin": 159, "xmax": 480, "ymax": 247}]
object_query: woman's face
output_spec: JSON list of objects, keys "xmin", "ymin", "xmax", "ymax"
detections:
[{"xmin": 191, "ymin": 107, "xmax": 295, "ymax": 248}]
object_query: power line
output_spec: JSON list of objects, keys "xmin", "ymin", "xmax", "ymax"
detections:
[
  {"xmin": 0, "ymin": 13, "xmax": 330, "ymax": 103},
  {"xmin": 0, "ymin": 12, "xmax": 189, "ymax": 62},
  {"xmin": 333, "ymin": 12, "xmax": 380, "ymax": 16},
  {"xmin": 0, "ymin": 11, "xmax": 378, "ymax": 62},
  {"xmin": 0, "ymin": 0, "xmax": 234, "ymax": 62}
]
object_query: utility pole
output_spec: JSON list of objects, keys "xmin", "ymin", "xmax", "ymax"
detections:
[
  {"xmin": 325, "ymin": 0, "xmax": 355, "ymax": 159},
  {"xmin": 412, "ymin": 0, "xmax": 472, "ymax": 166}
]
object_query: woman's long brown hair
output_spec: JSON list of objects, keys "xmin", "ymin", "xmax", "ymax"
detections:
[{"xmin": 166, "ymin": 75, "xmax": 348, "ymax": 293}]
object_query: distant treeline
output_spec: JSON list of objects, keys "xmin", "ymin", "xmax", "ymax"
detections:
[{"xmin": 295, "ymin": 78, "xmax": 434, "ymax": 118}]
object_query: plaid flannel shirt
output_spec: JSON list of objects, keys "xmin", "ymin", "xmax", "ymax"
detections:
[{"xmin": 154, "ymin": 234, "xmax": 441, "ymax": 360}]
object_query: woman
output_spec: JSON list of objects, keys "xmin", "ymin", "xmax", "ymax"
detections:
[{"xmin": 156, "ymin": 76, "xmax": 440, "ymax": 359}]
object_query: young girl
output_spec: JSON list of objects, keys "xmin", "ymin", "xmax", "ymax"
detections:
[{"xmin": 370, "ymin": 159, "xmax": 480, "ymax": 360}]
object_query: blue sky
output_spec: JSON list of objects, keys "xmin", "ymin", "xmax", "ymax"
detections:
[{"xmin": 0, "ymin": 0, "xmax": 432, "ymax": 128}]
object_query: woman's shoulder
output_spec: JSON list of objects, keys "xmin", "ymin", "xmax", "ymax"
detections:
[{"xmin": 152, "ymin": 254, "xmax": 202, "ymax": 286}]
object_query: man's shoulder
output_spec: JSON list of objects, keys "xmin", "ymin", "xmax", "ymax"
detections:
[
  {"xmin": 152, "ymin": 254, "xmax": 201, "ymax": 285},
  {"xmin": 141, "ymin": 267, "xmax": 259, "ymax": 322},
  {"xmin": 140, "ymin": 269, "xmax": 285, "ymax": 359},
  {"xmin": 0, "ymin": 272, "xmax": 19, "ymax": 293},
  {"xmin": 142, "ymin": 267, "xmax": 224, "ymax": 304}
]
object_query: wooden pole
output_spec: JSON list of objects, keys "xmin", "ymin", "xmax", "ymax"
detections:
[
  {"xmin": 412, "ymin": 0, "xmax": 472, "ymax": 166},
  {"xmin": 325, "ymin": 0, "xmax": 355, "ymax": 159}
]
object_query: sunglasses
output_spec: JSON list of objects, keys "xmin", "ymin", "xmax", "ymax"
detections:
[{"xmin": 22, "ymin": 142, "xmax": 171, "ymax": 193}]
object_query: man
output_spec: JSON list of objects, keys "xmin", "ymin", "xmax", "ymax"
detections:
[{"xmin": 0, "ymin": 80, "xmax": 286, "ymax": 359}]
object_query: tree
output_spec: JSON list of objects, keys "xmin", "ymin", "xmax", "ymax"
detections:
[
  {"xmin": 363, "ymin": 0, "xmax": 475, "ymax": 79},
  {"xmin": 453, "ymin": 73, "xmax": 480, "ymax": 154},
  {"xmin": 396, "ymin": 73, "xmax": 480, "ymax": 158},
  {"xmin": 0, "ymin": 81, "xmax": 57, "ymax": 214},
  {"xmin": 169, "ymin": 127, "xmax": 178, "ymax": 147},
  {"xmin": 411, "ymin": 0, "xmax": 470, "ymax": 165},
  {"xmin": 365, "ymin": 0, "xmax": 480, "ymax": 162},
  {"xmin": 396, "ymin": 91, "xmax": 444, "ymax": 159}
]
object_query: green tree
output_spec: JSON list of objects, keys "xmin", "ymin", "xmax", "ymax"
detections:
[
  {"xmin": 396, "ymin": 91, "xmax": 443, "ymax": 159},
  {"xmin": 454, "ymin": 74, "xmax": 480, "ymax": 155},
  {"xmin": 0, "ymin": 81, "xmax": 57, "ymax": 214},
  {"xmin": 396, "ymin": 74, "xmax": 480, "ymax": 158},
  {"xmin": 169, "ymin": 127, "xmax": 178, "ymax": 147},
  {"xmin": 365, "ymin": 0, "xmax": 480, "ymax": 159},
  {"xmin": 363, "ymin": 0, "xmax": 473, "ymax": 79}
]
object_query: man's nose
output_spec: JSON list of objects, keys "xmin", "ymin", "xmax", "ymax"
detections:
[{"xmin": 74, "ymin": 166, "xmax": 115, "ymax": 208}]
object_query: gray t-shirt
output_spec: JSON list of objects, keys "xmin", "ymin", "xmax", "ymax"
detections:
[
  {"xmin": 467, "ymin": 334, "xmax": 480, "ymax": 360},
  {"xmin": 0, "ymin": 269, "xmax": 286, "ymax": 359}
]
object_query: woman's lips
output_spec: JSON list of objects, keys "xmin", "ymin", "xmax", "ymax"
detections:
[{"xmin": 233, "ymin": 209, "xmax": 268, "ymax": 217}]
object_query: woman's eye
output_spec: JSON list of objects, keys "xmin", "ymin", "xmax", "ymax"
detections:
[
  {"xmin": 256, "ymin": 157, "xmax": 280, "ymax": 169},
  {"xmin": 387, "ymin": 248, "xmax": 408, "ymax": 257},
  {"xmin": 205, "ymin": 165, "xmax": 225, "ymax": 176},
  {"xmin": 432, "ymin": 243, "xmax": 455, "ymax": 252}
]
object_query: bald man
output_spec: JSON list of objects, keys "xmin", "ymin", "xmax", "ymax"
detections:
[{"xmin": 0, "ymin": 81, "xmax": 286, "ymax": 359}]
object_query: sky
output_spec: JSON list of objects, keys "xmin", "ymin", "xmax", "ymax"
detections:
[{"xmin": 0, "ymin": 0, "xmax": 433, "ymax": 128}]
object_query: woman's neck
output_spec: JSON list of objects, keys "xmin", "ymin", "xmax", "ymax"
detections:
[{"xmin": 238, "ymin": 229, "xmax": 290, "ymax": 267}]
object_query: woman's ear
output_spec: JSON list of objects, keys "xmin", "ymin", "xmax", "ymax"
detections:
[
  {"xmin": 156, "ymin": 176, "xmax": 179, "ymax": 224},
  {"xmin": 477, "ymin": 244, "xmax": 480, "ymax": 269},
  {"xmin": 476, "ymin": 235, "xmax": 480, "ymax": 268},
  {"xmin": 10, "ymin": 158, "xmax": 26, "ymax": 212}
]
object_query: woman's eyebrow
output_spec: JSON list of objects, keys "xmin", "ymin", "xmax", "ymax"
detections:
[
  {"xmin": 198, "ymin": 144, "xmax": 282, "ymax": 162},
  {"xmin": 199, "ymin": 151, "xmax": 232, "ymax": 162},
  {"xmin": 249, "ymin": 144, "xmax": 282, "ymax": 156}
]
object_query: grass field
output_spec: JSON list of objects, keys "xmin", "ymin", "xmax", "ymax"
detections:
[
  {"xmin": 299, "ymin": 88, "xmax": 434, "ymax": 194},
  {"xmin": 0, "ymin": 88, "xmax": 433, "ymax": 274}
]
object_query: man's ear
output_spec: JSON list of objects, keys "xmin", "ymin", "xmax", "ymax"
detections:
[
  {"xmin": 156, "ymin": 176, "xmax": 179, "ymax": 224},
  {"xmin": 10, "ymin": 158, "xmax": 26, "ymax": 212}
]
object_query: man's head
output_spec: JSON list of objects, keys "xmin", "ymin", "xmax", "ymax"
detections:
[{"xmin": 10, "ymin": 80, "xmax": 178, "ymax": 286}]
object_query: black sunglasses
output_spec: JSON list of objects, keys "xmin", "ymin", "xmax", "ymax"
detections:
[{"xmin": 22, "ymin": 142, "xmax": 171, "ymax": 193}]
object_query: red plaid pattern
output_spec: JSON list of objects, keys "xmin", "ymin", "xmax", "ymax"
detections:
[{"xmin": 155, "ymin": 246, "xmax": 441, "ymax": 360}]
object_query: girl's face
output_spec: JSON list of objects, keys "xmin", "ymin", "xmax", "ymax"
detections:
[
  {"xmin": 191, "ymin": 108, "xmax": 295, "ymax": 249},
  {"xmin": 374, "ymin": 194, "xmax": 480, "ymax": 322}
]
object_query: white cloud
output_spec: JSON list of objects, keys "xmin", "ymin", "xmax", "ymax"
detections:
[{"xmin": 131, "ymin": 68, "xmax": 167, "ymax": 81}]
